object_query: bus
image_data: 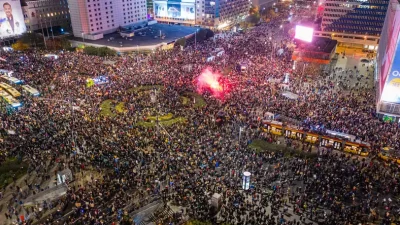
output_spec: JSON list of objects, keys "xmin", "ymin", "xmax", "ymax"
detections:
[
  {"xmin": 21, "ymin": 85, "xmax": 40, "ymax": 96},
  {"xmin": 378, "ymin": 147, "xmax": 400, "ymax": 165},
  {"xmin": 0, "ymin": 89, "xmax": 21, "ymax": 107},
  {"xmin": 262, "ymin": 120, "xmax": 370, "ymax": 156},
  {"xmin": 1, "ymin": 75, "xmax": 22, "ymax": 84},
  {"xmin": 0, "ymin": 82, "xmax": 21, "ymax": 98},
  {"xmin": 0, "ymin": 69, "xmax": 13, "ymax": 76}
]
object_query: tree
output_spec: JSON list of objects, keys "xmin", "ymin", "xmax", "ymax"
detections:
[
  {"xmin": 83, "ymin": 46, "xmax": 116, "ymax": 56},
  {"xmin": 246, "ymin": 14, "xmax": 260, "ymax": 25},
  {"xmin": 18, "ymin": 32, "xmax": 44, "ymax": 47},
  {"xmin": 205, "ymin": 29, "xmax": 214, "ymax": 39},
  {"xmin": 12, "ymin": 41, "xmax": 29, "ymax": 51},
  {"xmin": 83, "ymin": 46, "xmax": 98, "ymax": 55},
  {"xmin": 197, "ymin": 29, "xmax": 208, "ymax": 41},
  {"xmin": 174, "ymin": 37, "xmax": 186, "ymax": 48},
  {"xmin": 46, "ymin": 37, "xmax": 71, "ymax": 50},
  {"xmin": 249, "ymin": 5, "xmax": 259, "ymax": 15}
]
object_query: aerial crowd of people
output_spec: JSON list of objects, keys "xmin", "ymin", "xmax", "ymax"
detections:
[{"xmin": 0, "ymin": 4, "xmax": 399, "ymax": 225}]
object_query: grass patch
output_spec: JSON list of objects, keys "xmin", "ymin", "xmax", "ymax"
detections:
[
  {"xmin": 0, "ymin": 158, "xmax": 28, "ymax": 188},
  {"xmin": 137, "ymin": 117, "xmax": 187, "ymax": 127},
  {"xmin": 100, "ymin": 100, "xmax": 127, "ymax": 117},
  {"xmin": 184, "ymin": 92, "xmax": 206, "ymax": 108},
  {"xmin": 248, "ymin": 139, "xmax": 318, "ymax": 159},
  {"xmin": 146, "ymin": 113, "xmax": 173, "ymax": 121},
  {"xmin": 181, "ymin": 96, "xmax": 189, "ymax": 105},
  {"xmin": 248, "ymin": 139, "xmax": 280, "ymax": 153},
  {"xmin": 128, "ymin": 85, "xmax": 164, "ymax": 93},
  {"xmin": 100, "ymin": 99, "xmax": 114, "ymax": 117},
  {"xmin": 115, "ymin": 102, "xmax": 127, "ymax": 113}
]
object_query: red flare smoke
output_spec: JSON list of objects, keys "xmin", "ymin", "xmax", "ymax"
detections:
[{"xmin": 196, "ymin": 68, "xmax": 229, "ymax": 99}]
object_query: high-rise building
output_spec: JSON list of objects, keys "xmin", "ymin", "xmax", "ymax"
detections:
[
  {"xmin": 375, "ymin": 0, "xmax": 400, "ymax": 118},
  {"xmin": 314, "ymin": 0, "xmax": 389, "ymax": 50},
  {"xmin": 21, "ymin": 0, "xmax": 71, "ymax": 34},
  {"xmin": 153, "ymin": 0, "xmax": 249, "ymax": 28},
  {"xmin": 67, "ymin": 0, "xmax": 147, "ymax": 40}
]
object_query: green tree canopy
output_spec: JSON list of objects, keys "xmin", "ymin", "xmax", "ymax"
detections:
[
  {"xmin": 175, "ymin": 37, "xmax": 186, "ymax": 47},
  {"xmin": 246, "ymin": 14, "xmax": 260, "ymax": 25},
  {"xmin": 19, "ymin": 32, "xmax": 44, "ymax": 47}
]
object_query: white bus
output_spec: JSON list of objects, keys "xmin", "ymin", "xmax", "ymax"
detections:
[
  {"xmin": 1, "ymin": 75, "xmax": 22, "ymax": 84},
  {"xmin": 21, "ymin": 85, "xmax": 40, "ymax": 96},
  {"xmin": 0, "ymin": 69, "xmax": 13, "ymax": 76}
]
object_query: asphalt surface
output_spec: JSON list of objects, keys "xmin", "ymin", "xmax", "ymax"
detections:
[{"xmin": 70, "ymin": 23, "xmax": 198, "ymax": 47}]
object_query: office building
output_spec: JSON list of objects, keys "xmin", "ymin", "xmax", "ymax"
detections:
[
  {"xmin": 153, "ymin": 0, "xmax": 250, "ymax": 28},
  {"xmin": 375, "ymin": 0, "xmax": 400, "ymax": 118},
  {"xmin": 22, "ymin": 0, "xmax": 71, "ymax": 34},
  {"xmin": 67, "ymin": 0, "xmax": 147, "ymax": 40},
  {"xmin": 314, "ymin": 0, "xmax": 389, "ymax": 50}
]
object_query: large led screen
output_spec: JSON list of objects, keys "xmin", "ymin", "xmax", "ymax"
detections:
[
  {"xmin": 154, "ymin": 0, "xmax": 195, "ymax": 20},
  {"xmin": 294, "ymin": 25, "xmax": 313, "ymax": 42},
  {"xmin": 0, "ymin": 0, "xmax": 26, "ymax": 38},
  {"xmin": 381, "ymin": 39, "xmax": 400, "ymax": 103}
]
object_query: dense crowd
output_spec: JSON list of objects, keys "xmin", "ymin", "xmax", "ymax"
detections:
[{"xmin": 0, "ymin": 5, "xmax": 399, "ymax": 225}]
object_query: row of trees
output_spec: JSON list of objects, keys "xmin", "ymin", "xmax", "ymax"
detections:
[
  {"xmin": 11, "ymin": 32, "xmax": 72, "ymax": 51},
  {"xmin": 11, "ymin": 32, "xmax": 116, "ymax": 56},
  {"xmin": 82, "ymin": 46, "xmax": 117, "ymax": 56}
]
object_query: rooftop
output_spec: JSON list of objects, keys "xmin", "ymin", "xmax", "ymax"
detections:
[
  {"xmin": 295, "ymin": 37, "xmax": 338, "ymax": 54},
  {"xmin": 69, "ymin": 23, "xmax": 198, "ymax": 51}
]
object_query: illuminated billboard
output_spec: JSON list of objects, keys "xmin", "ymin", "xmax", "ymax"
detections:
[
  {"xmin": 154, "ymin": 0, "xmax": 195, "ymax": 20},
  {"xmin": 381, "ymin": 39, "xmax": 400, "ymax": 103},
  {"xmin": 0, "ymin": 0, "xmax": 26, "ymax": 38},
  {"xmin": 294, "ymin": 25, "xmax": 313, "ymax": 42}
]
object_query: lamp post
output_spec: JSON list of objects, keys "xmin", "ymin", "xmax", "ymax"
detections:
[
  {"xmin": 239, "ymin": 126, "xmax": 243, "ymax": 149},
  {"xmin": 195, "ymin": 28, "xmax": 199, "ymax": 50}
]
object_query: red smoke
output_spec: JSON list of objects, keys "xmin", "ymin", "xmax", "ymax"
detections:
[{"xmin": 196, "ymin": 68, "xmax": 228, "ymax": 99}]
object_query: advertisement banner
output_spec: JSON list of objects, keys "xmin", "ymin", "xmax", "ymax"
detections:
[
  {"xmin": 154, "ymin": 0, "xmax": 195, "ymax": 20},
  {"xmin": 378, "ymin": 0, "xmax": 400, "ymax": 96},
  {"xmin": 0, "ymin": 0, "xmax": 26, "ymax": 38},
  {"xmin": 381, "ymin": 39, "xmax": 400, "ymax": 103}
]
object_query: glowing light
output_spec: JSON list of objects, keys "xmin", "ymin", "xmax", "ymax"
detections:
[
  {"xmin": 196, "ymin": 68, "xmax": 229, "ymax": 99},
  {"xmin": 294, "ymin": 25, "xmax": 314, "ymax": 42}
]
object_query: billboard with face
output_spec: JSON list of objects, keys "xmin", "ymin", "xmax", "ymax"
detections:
[
  {"xmin": 154, "ymin": 0, "xmax": 195, "ymax": 20},
  {"xmin": 0, "ymin": 0, "xmax": 26, "ymax": 38}
]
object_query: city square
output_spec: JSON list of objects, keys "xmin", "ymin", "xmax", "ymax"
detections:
[{"xmin": 0, "ymin": 0, "xmax": 398, "ymax": 225}]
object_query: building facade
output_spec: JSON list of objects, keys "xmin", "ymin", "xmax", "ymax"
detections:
[
  {"xmin": 375, "ymin": 0, "xmax": 400, "ymax": 118},
  {"xmin": 314, "ymin": 0, "xmax": 389, "ymax": 50},
  {"xmin": 22, "ymin": 0, "xmax": 71, "ymax": 34},
  {"xmin": 153, "ymin": 0, "xmax": 249, "ymax": 28},
  {"xmin": 67, "ymin": 0, "xmax": 147, "ymax": 39}
]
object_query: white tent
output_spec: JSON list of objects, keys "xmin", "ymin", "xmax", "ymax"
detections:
[{"xmin": 282, "ymin": 91, "xmax": 299, "ymax": 100}]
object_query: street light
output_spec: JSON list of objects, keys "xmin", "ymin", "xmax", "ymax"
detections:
[
  {"xmin": 81, "ymin": 32, "xmax": 85, "ymax": 43},
  {"xmin": 195, "ymin": 28, "xmax": 199, "ymax": 50},
  {"xmin": 238, "ymin": 126, "xmax": 243, "ymax": 149}
]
